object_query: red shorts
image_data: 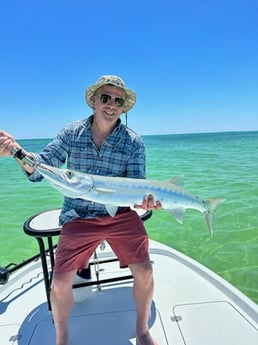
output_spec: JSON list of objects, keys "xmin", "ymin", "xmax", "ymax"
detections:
[{"xmin": 54, "ymin": 208, "xmax": 150, "ymax": 273}]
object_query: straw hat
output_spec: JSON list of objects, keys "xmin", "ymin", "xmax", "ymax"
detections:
[{"xmin": 85, "ymin": 75, "xmax": 136, "ymax": 113}]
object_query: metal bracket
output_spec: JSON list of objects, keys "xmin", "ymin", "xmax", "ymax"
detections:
[{"xmin": 171, "ymin": 315, "xmax": 182, "ymax": 322}]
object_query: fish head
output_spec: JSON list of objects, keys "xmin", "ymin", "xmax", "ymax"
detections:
[{"xmin": 36, "ymin": 164, "xmax": 93, "ymax": 198}]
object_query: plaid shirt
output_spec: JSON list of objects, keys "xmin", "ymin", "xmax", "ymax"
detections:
[{"xmin": 29, "ymin": 115, "xmax": 146, "ymax": 225}]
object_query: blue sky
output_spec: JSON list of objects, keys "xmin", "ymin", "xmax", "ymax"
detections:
[{"xmin": 1, "ymin": 0, "xmax": 257, "ymax": 139}]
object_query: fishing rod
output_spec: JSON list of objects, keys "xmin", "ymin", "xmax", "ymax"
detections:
[{"xmin": 11, "ymin": 147, "xmax": 35, "ymax": 167}]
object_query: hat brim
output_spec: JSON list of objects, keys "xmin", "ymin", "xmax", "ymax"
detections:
[{"xmin": 85, "ymin": 82, "xmax": 136, "ymax": 113}]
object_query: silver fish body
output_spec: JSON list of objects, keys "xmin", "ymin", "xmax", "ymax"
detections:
[{"xmin": 36, "ymin": 163, "xmax": 225, "ymax": 235}]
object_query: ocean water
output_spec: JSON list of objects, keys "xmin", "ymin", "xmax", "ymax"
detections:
[{"xmin": 0, "ymin": 132, "xmax": 257, "ymax": 304}]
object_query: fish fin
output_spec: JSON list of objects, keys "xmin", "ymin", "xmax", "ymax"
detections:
[
  {"xmin": 167, "ymin": 208, "xmax": 186, "ymax": 223},
  {"xmin": 105, "ymin": 205, "xmax": 119, "ymax": 217},
  {"xmin": 204, "ymin": 198, "xmax": 226, "ymax": 236},
  {"xmin": 95, "ymin": 187, "xmax": 116, "ymax": 193},
  {"xmin": 168, "ymin": 176, "xmax": 184, "ymax": 187}
]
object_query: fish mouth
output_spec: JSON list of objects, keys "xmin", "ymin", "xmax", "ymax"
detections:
[
  {"xmin": 39, "ymin": 164, "xmax": 55, "ymax": 173},
  {"xmin": 38, "ymin": 164, "xmax": 60, "ymax": 178},
  {"xmin": 38, "ymin": 165, "xmax": 78, "ymax": 183},
  {"xmin": 37, "ymin": 164, "xmax": 73, "ymax": 194},
  {"xmin": 37, "ymin": 164, "xmax": 65, "ymax": 181}
]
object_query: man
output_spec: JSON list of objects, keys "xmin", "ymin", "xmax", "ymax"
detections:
[{"xmin": 0, "ymin": 75, "xmax": 161, "ymax": 345}]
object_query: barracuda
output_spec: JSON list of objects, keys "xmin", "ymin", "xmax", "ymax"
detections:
[{"xmin": 36, "ymin": 163, "xmax": 225, "ymax": 235}]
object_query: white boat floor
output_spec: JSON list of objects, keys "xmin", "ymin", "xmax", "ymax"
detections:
[
  {"xmin": 1, "ymin": 240, "xmax": 258, "ymax": 345},
  {"xmin": 21, "ymin": 286, "xmax": 167, "ymax": 345}
]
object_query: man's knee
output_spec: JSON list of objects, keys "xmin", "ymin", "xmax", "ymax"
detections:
[
  {"xmin": 130, "ymin": 260, "xmax": 153, "ymax": 283},
  {"xmin": 52, "ymin": 270, "xmax": 76, "ymax": 294}
]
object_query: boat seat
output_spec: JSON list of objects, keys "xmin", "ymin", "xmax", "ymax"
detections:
[{"xmin": 23, "ymin": 208, "xmax": 152, "ymax": 311}]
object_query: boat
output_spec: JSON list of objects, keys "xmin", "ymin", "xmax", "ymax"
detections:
[{"xmin": 0, "ymin": 208, "xmax": 257, "ymax": 345}]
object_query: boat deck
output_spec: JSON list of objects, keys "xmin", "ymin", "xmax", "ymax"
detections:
[{"xmin": 1, "ymin": 240, "xmax": 258, "ymax": 345}]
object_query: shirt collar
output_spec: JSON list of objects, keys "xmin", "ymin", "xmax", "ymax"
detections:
[{"xmin": 86, "ymin": 115, "xmax": 125, "ymax": 147}]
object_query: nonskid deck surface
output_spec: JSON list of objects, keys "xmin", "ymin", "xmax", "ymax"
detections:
[
  {"xmin": 0, "ymin": 240, "xmax": 258, "ymax": 345},
  {"xmin": 17, "ymin": 285, "xmax": 167, "ymax": 345}
]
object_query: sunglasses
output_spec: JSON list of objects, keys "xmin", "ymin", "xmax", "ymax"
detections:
[{"xmin": 98, "ymin": 93, "xmax": 125, "ymax": 108}]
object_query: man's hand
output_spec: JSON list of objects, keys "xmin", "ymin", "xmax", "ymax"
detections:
[
  {"xmin": 0, "ymin": 130, "xmax": 35, "ymax": 174},
  {"xmin": 0, "ymin": 130, "xmax": 21, "ymax": 156},
  {"xmin": 134, "ymin": 194, "xmax": 162, "ymax": 210}
]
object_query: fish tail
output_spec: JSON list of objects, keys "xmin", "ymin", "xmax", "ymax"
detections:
[{"xmin": 204, "ymin": 198, "xmax": 226, "ymax": 236}]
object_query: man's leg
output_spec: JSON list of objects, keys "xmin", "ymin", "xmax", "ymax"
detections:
[
  {"xmin": 50, "ymin": 270, "xmax": 77, "ymax": 345},
  {"xmin": 129, "ymin": 261, "xmax": 158, "ymax": 345}
]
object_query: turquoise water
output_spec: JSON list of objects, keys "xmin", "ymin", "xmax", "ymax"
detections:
[{"xmin": 0, "ymin": 132, "xmax": 257, "ymax": 304}]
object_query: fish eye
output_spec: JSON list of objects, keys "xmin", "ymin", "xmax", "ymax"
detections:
[{"xmin": 66, "ymin": 170, "xmax": 74, "ymax": 179}]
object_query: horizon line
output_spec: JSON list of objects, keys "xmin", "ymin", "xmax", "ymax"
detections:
[{"xmin": 16, "ymin": 129, "xmax": 258, "ymax": 141}]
